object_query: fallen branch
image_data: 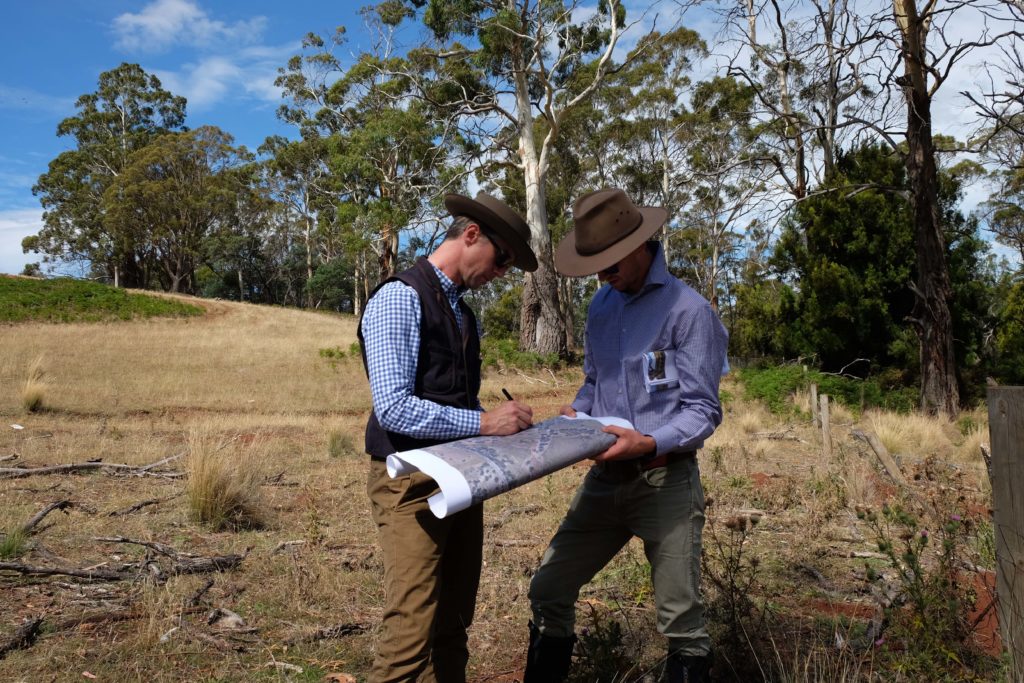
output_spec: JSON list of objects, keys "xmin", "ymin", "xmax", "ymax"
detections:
[
  {"xmin": 0, "ymin": 617, "xmax": 43, "ymax": 660},
  {"xmin": 94, "ymin": 536, "xmax": 250, "ymax": 576},
  {"xmin": 850, "ymin": 430, "xmax": 910, "ymax": 488},
  {"xmin": 285, "ymin": 622, "xmax": 366, "ymax": 645},
  {"xmin": 0, "ymin": 454, "xmax": 17, "ymax": 463},
  {"xmin": 0, "ymin": 561, "xmax": 127, "ymax": 581},
  {"xmin": 106, "ymin": 494, "xmax": 181, "ymax": 517},
  {"xmin": 20, "ymin": 500, "xmax": 75, "ymax": 535}
]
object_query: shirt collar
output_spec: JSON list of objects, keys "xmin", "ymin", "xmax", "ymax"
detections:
[
  {"xmin": 624, "ymin": 242, "xmax": 670, "ymax": 301},
  {"xmin": 430, "ymin": 262, "xmax": 466, "ymax": 301}
]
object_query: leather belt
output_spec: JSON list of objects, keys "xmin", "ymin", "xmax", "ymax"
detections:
[{"xmin": 641, "ymin": 449, "xmax": 696, "ymax": 470}]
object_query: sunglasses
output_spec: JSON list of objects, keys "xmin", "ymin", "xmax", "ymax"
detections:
[
  {"xmin": 480, "ymin": 228, "xmax": 515, "ymax": 269},
  {"xmin": 599, "ymin": 263, "xmax": 620, "ymax": 275}
]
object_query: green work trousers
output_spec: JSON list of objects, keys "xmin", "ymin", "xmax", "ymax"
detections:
[
  {"xmin": 528, "ymin": 455, "xmax": 711, "ymax": 657},
  {"xmin": 367, "ymin": 459, "xmax": 483, "ymax": 683}
]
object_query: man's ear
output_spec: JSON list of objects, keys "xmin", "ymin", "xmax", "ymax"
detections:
[{"xmin": 463, "ymin": 222, "xmax": 483, "ymax": 246}]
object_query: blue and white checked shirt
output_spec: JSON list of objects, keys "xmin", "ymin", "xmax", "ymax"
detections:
[
  {"xmin": 361, "ymin": 262, "xmax": 482, "ymax": 440},
  {"xmin": 572, "ymin": 243, "xmax": 728, "ymax": 455}
]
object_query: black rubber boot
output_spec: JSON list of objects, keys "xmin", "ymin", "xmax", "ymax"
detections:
[
  {"xmin": 664, "ymin": 651, "xmax": 712, "ymax": 683},
  {"xmin": 522, "ymin": 621, "xmax": 575, "ymax": 683}
]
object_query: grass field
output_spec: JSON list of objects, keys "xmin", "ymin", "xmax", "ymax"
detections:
[{"xmin": 0, "ymin": 286, "xmax": 1003, "ymax": 682}]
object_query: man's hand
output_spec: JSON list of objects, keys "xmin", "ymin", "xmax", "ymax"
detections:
[
  {"xmin": 559, "ymin": 404, "xmax": 577, "ymax": 417},
  {"xmin": 592, "ymin": 426, "xmax": 656, "ymax": 462},
  {"xmin": 480, "ymin": 400, "xmax": 534, "ymax": 435}
]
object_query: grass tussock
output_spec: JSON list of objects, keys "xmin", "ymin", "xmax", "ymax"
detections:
[
  {"xmin": 21, "ymin": 354, "xmax": 47, "ymax": 412},
  {"xmin": 0, "ymin": 528, "xmax": 28, "ymax": 559},
  {"xmin": 186, "ymin": 431, "xmax": 267, "ymax": 531},
  {"xmin": 866, "ymin": 410, "xmax": 951, "ymax": 457}
]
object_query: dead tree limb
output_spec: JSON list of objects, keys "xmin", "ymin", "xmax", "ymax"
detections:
[
  {"xmin": 106, "ymin": 494, "xmax": 181, "ymax": 517},
  {"xmin": 94, "ymin": 537, "xmax": 250, "ymax": 576},
  {"xmin": 850, "ymin": 429, "xmax": 928, "ymax": 506},
  {"xmin": 0, "ymin": 617, "xmax": 43, "ymax": 660},
  {"xmin": 0, "ymin": 561, "xmax": 127, "ymax": 581},
  {"xmin": 21, "ymin": 500, "xmax": 74, "ymax": 535},
  {"xmin": 0, "ymin": 455, "xmax": 186, "ymax": 480},
  {"xmin": 285, "ymin": 622, "xmax": 366, "ymax": 645}
]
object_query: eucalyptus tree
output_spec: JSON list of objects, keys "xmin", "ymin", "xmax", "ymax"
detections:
[
  {"xmin": 258, "ymin": 135, "xmax": 330, "ymax": 307},
  {"xmin": 402, "ymin": 0, "xmax": 636, "ymax": 355},
  {"xmin": 275, "ymin": 2, "xmax": 459, "ymax": 299},
  {"xmin": 27, "ymin": 63, "xmax": 187, "ymax": 287},
  {"xmin": 103, "ymin": 126, "xmax": 249, "ymax": 293}
]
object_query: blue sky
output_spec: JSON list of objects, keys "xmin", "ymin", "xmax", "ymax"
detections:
[
  {"xmin": 0, "ymin": 0, "xmax": 378, "ymax": 275},
  {"xmin": 0, "ymin": 1, "xmax": 1014, "ymax": 276}
]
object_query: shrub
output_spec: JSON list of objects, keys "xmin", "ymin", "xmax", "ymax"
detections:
[
  {"xmin": 860, "ymin": 499, "xmax": 997, "ymax": 680},
  {"xmin": 186, "ymin": 432, "xmax": 265, "ymax": 531},
  {"xmin": 738, "ymin": 365, "xmax": 918, "ymax": 415},
  {"xmin": 481, "ymin": 337, "xmax": 561, "ymax": 371}
]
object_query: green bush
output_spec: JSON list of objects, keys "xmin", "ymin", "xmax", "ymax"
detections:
[
  {"xmin": 481, "ymin": 337, "xmax": 561, "ymax": 371},
  {"xmin": 738, "ymin": 365, "xmax": 918, "ymax": 414},
  {"xmin": 0, "ymin": 276, "xmax": 202, "ymax": 323}
]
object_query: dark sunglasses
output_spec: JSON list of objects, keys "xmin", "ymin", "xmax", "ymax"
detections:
[
  {"xmin": 480, "ymin": 228, "xmax": 515, "ymax": 269},
  {"xmin": 599, "ymin": 263, "xmax": 620, "ymax": 275}
]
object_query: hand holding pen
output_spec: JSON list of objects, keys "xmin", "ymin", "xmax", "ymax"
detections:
[{"xmin": 480, "ymin": 387, "xmax": 533, "ymax": 435}]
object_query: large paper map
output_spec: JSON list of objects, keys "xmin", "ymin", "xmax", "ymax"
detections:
[{"xmin": 386, "ymin": 414, "xmax": 631, "ymax": 518}]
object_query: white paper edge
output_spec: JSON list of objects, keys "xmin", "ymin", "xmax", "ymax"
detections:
[
  {"xmin": 569, "ymin": 412, "xmax": 634, "ymax": 430},
  {"xmin": 385, "ymin": 449, "xmax": 473, "ymax": 518}
]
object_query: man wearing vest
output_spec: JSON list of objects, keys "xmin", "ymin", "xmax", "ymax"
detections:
[
  {"xmin": 359, "ymin": 192, "xmax": 539, "ymax": 682},
  {"xmin": 523, "ymin": 189, "xmax": 727, "ymax": 683}
]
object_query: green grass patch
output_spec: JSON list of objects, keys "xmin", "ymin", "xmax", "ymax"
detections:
[
  {"xmin": 738, "ymin": 365, "xmax": 917, "ymax": 414},
  {"xmin": 0, "ymin": 276, "xmax": 203, "ymax": 323}
]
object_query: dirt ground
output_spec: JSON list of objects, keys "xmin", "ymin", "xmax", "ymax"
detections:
[{"xmin": 0, "ymin": 296, "xmax": 999, "ymax": 682}]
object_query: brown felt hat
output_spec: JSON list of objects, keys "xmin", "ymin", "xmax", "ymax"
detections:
[
  {"xmin": 555, "ymin": 188, "xmax": 667, "ymax": 276},
  {"xmin": 444, "ymin": 192, "xmax": 538, "ymax": 272}
]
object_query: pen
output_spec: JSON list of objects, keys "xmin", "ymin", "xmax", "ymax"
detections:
[{"xmin": 501, "ymin": 388, "xmax": 514, "ymax": 401}]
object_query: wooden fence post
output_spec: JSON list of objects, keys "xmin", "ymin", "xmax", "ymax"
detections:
[
  {"xmin": 810, "ymin": 383, "xmax": 820, "ymax": 428},
  {"xmin": 987, "ymin": 386, "xmax": 1024, "ymax": 679},
  {"xmin": 820, "ymin": 393, "xmax": 832, "ymax": 459}
]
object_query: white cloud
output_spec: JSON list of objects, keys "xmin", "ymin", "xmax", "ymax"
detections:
[
  {"xmin": 151, "ymin": 43, "xmax": 295, "ymax": 110},
  {"xmin": 0, "ymin": 208, "xmax": 43, "ymax": 276},
  {"xmin": 112, "ymin": 0, "xmax": 267, "ymax": 53}
]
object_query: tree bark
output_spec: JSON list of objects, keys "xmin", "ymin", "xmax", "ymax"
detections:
[
  {"xmin": 895, "ymin": 0, "xmax": 960, "ymax": 417},
  {"xmin": 515, "ymin": 72, "xmax": 566, "ymax": 357}
]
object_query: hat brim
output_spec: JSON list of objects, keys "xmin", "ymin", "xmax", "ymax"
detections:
[
  {"xmin": 554, "ymin": 206, "xmax": 667, "ymax": 277},
  {"xmin": 445, "ymin": 194, "xmax": 538, "ymax": 272}
]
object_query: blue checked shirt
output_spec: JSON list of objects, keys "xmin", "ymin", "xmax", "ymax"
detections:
[
  {"xmin": 361, "ymin": 262, "xmax": 482, "ymax": 440},
  {"xmin": 572, "ymin": 243, "xmax": 728, "ymax": 455}
]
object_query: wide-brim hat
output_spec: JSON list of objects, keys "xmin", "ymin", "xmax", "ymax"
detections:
[
  {"xmin": 444, "ymin": 192, "xmax": 538, "ymax": 272},
  {"xmin": 554, "ymin": 188, "xmax": 667, "ymax": 276}
]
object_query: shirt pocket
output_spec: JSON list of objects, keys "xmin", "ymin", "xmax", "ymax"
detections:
[{"xmin": 623, "ymin": 350, "xmax": 681, "ymax": 432}]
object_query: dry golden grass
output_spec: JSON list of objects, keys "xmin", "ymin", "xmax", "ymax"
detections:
[
  {"xmin": 865, "ymin": 409, "xmax": 955, "ymax": 458},
  {"xmin": 185, "ymin": 429, "xmax": 267, "ymax": 531},
  {"xmin": 0, "ymin": 295, "xmax": 998, "ymax": 682},
  {"xmin": 20, "ymin": 354, "xmax": 46, "ymax": 413}
]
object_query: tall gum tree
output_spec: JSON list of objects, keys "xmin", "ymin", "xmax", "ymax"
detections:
[
  {"xmin": 28, "ymin": 63, "xmax": 186, "ymax": 287},
  {"xmin": 405, "ymin": 0, "xmax": 637, "ymax": 355}
]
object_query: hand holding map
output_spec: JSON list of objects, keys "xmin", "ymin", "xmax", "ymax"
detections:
[{"xmin": 386, "ymin": 414, "xmax": 633, "ymax": 518}]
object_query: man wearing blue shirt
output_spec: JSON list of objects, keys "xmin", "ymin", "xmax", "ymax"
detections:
[
  {"xmin": 359, "ymin": 192, "xmax": 538, "ymax": 682},
  {"xmin": 524, "ymin": 188, "xmax": 728, "ymax": 683}
]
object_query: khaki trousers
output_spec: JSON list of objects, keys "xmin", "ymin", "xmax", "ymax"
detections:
[
  {"xmin": 367, "ymin": 459, "xmax": 483, "ymax": 683},
  {"xmin": 528, "ymin": 455, "xmax": 711, "ymax": 657}
]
